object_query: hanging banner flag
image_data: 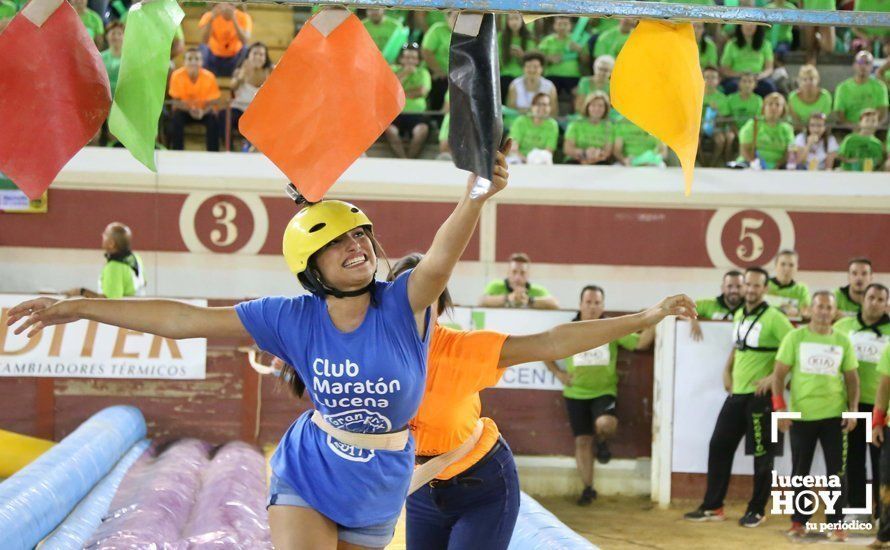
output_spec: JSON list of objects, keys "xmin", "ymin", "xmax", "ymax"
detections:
[
  {"xmin": 611, "ymin": 21, "xmax": 704, "ymax": 195},
  {"xmin": 109, "ymin": 0, "xmax": 185, "ymax": 171},
  {"xmin": 0, "ymin": 0, "xmax": 110, "ymax": 200},
  {"xmin": 240, "ymin": 9, "xmax": 404, "ymax": 202}
]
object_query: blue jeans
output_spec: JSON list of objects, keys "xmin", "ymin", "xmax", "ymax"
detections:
[
  {"xmin": 406, "ymin": 439, "xmax": 520, "ymax": 550},
  {"xmin": 199, "ymin": 43, "xmax": 246, "ymax": 78}
]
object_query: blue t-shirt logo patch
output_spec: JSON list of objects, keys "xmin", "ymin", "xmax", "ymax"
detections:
[{"xmin": 324, "ymin": 409, "xmax": 392, "ymax": 462}]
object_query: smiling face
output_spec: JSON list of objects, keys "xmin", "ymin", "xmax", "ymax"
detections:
[
  {"xmin": 593, "ymin": 56, "xmax": 613, "ymax": 80},
  {"xmin": 313, "ymin": 227, "xmax": 378, "ymax": 292},
  {"xmin": 399, "ymin": 48, "xmax": 420, "ymax": 69},
  {"xmin": 523, "ymin": 57, "xmax": 543, "ymax": 79},
  {"xmin": 744, "ymin": 271, "xmax": 768, "ymax": 307},
  {"xmin": 531, "ymin": 95, "xmax": 552, "ymax": 118},
  {"xmin": 587, "ymin": 97, "xmax": 606, "ymax": 121},
  {"xmin": 721, "ymin": 274, "xmax": 744, "ymax": 308},
  {"xmin": 248, "ymin": 44, "xmax": 267, "ymax": 67}
]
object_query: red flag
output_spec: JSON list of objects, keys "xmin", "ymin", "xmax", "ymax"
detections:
[
  {"xmin": 240, "ymin": 10, "xmax": 404, "ymax": 202},
  {"xmin": 0, "ymin": 1, "xmax": 111, "ymax": 200}
]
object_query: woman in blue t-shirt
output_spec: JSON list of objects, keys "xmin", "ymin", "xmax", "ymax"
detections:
[{"xmin": 7, "ymin": 148, "xmax": 510, "ymax": 549}]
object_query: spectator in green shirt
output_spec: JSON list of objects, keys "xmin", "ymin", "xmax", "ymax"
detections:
[
  {"xmin": 479, "ymin": 252, "xmax": 559, "ymax": 309},
  {"xmin": 774, "ymin": 291, "xmax": 859, "ymax": 542},
  {"xmin": 836, "ymin": 257, "xmax": 875, "ymax": 318},
  {"xmin": 66, "ymin": 222, "xmax": 147, "ymax": 299},
  {"xmin": 765, "ymin": 0, "xmax": 796, "ymax": 64},
  {"xmin": 838, "ymin": 108, "xmax": 886, "ymax": 171},
  {"xmin": 738, "ymin": 92, "xmax": 794, "ymax": 169},
  {"xmin": 834, "ymin": 51, "xmax": 889, "ymax": 125},
  {"xmin": 694, "ymin": 23, "xmax": 719, "ymax": 70},
  {"xmin": 593, "ymin": 18, "xmax": 635, "ymax": 60},
  {"xmin": 564, "ymin": 92, "xmax": 614, "ymax": 164},
  {"xmin": 790, "ymin": 113, "xmax": 839, "ymax": 171},
  {"xmin": 362, "ymin": 8, "xmax": 402, "ymax": 52},
  {"xmin": 420, "ymin": 11, "xmax": 455, "ymax": 111},
  {"xmin": 101, "ymin": 21, "xmax": 124, "ymax": 96},
  {"xmin": 800, "ymin": 0, "xmax": 836, "ymax": 65},
  {"xmin": 613, "ymin": 116, "xmax": 667, "ymax": 167},
  {"xmin": 852, "ymin": 0, "xmax": 890, "ymax": 55},
  {"xmin": 499, "ymin": 14, "xmax": 537, "ymax": 97},
  {"xmin": 719, "ymin": 24, "xmax": 776, "ymax": 96},
  {"xmin": 788, "ymin": 64, "xmax": 833, "ymax": 128},
  {"xmin": 700, "ymin": 66, "xmax": 733, "ymax": 167},
  {"xmin": 508, "ymin": 92, "xmax": 560, "ymax": 163},
  {"xmin": 766, "ymin": 249, "xmax": 812, "ymax": 320},
  {"xmin": 70, "ymin": 0, "xmax": 105, "ymax": 49},
  {"xmin": 689, "ymin": 270, "xmax": 745, "ymax": 341},
  {"xmin": 726, "ymin": 73, "xmax": 764, "ymax": 132},
  {"xmin": 538, "ymin": 16, "xmax": 586, "ymax": 96},
  {"xmin": 383, "ymin": 45, "xmax": 432, "ymax": 159},
  {"xmin": 574, "ymin": 54, "xmax": 614, "ymax": 114},
  {"xmin": 544, "ymin": 284, "xmax": 656, "ymax": 505}
]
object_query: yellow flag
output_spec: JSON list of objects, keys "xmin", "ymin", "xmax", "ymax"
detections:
[{"xmin": 611, "ymin": 21, "xmax": 704, "ymax": 195}]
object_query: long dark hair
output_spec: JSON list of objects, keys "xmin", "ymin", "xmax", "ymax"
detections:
[
  {"xmin": 236, "ymin": 41, "xmax": 273, "ymax": 71},
  {"xmin": 500, "ymin": 15, "xmax": 533, "ymax": 65},
  {"xmin": 735, "ymin": 25, "xmax": 765, "ymax": 51},
  {"xmin": 386, "ymin": 252, "xmax": 453, "ymax": 316},
  {"xmin": 572, "ymin": 285, "xmax": 605, "ymax": 321}
]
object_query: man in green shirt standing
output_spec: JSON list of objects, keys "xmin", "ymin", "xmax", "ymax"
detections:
[
  {"xmin": 545, "ymin": 284, "xmax": 655, "ymax": 505},
  {"xmin": 67, "ymin": 222, "xmax": 146, "ymax": 299},
  {"xmin": 837, "ymin": 257, "xmax": 875, "ymax": 318},
  {"xmin": 685, "ymin": 267, "xmax": 793, "ymax": 527},
  {"xmin": 420, "ymin": 11, "xmax": 455, "ymax": 110},
  {"xmin": 479, "ymin": 252, "xmax": 559, "ymax": 309},
  {"xmin": 767, "ymin": 250, "xmax": 812, "ymax": 321},
  {"xmin": 689, "ymin": 270, "xmax": 744, "ymax": 341},
  {"xmin": 834, "ymin": 51, "xmax": 889, "ymax": 125},
  {"xmin": 774, "ymin": 291, "xmax": 860, "ymax": 542},
  {"xmin": 839, "ymin": 109, "xmax": 886, "ymax": 172},
  {"xmin": 835, "ymin": 283, "xmax": 890, "ymax": 517}
]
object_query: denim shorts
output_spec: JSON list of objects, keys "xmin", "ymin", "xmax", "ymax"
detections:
[{"xmin": 268, "ymin": 473, "xmax": 398, "ymax": 548}]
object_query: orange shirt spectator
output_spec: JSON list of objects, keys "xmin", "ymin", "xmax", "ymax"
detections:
[
  {"xmin": 169, "ymin": 68, "xmax": 221, "ymax": 110},
  {"xmin": 199, "ymin": 2, "xmax": 252, "ymax": 77},
  {"xmin": 167, "ymin": 48, "xmax": 222, "ymax": 151}
]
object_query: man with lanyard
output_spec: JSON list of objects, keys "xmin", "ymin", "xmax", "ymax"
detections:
[
  {"xmin": 836, "ymin": 257, "xmax": 875, "ymax": 317},
  {"xmin": 869, "ymin": 344, "xmax": 890, "ymax": 549},
  {"xmin": 767, "ymin": 250, "xmax": 812, "ymax": 321},
  {"xmin": 685, "ymin": 267, "xmax": 793, "ymax": 527},
  {"xmin": 774, "ymin": 291, "xmax": 860, "ymax": 542},
  {"xmin": 67, "ymin": 222, "xmax": 146, "ymax": 299},
  {"xmin": 835, "ymin": 283, "xmax": 890, "ymax": 519},
  {"xmin": 690, "ymin": 270, "xmax": 744, "ymax": 341},
  {"xmin": 479, "ymin": 252, "xmax": 559, "ymax": 309}
]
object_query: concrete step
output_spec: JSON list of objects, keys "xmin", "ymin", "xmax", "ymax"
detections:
[{"xmin": 515, "ymin": 455, "xmax": 651, "ymax": 499}]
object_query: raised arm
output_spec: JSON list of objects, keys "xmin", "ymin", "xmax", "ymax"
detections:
[
  {"xmin": 6, "ymin": 297, "xmax": 248, "ymax": 340},
  {"xmin": 408, "ymin": 142, "xmax": 511, "ymax": 313},
  {"xmin": 497, "ymin": 294, "xmax": 695, "ymax": 368}
]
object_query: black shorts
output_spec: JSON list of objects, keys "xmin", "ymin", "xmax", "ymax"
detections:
[
  {"xmin": 392, "ymin": 113, "xmax": 430, "ymax": 137},
  {"xmin": 565, "ymin": 395, "xmax": 617, "ymax": 437}
]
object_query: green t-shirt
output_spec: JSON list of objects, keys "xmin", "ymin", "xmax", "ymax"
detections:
[
  {"xmin": 363, "ymin": 16, "xmax": 401, "ymax": 51},
  {"xmin": 855, "ymin": 0, "xmax": 890, "ymax": 38},
  {"xmin": 732, "ymin": 304, "xmax": 794, "ymax": 394},
  {"xmin": 99, "ymin": 253, "xmax": 145, "ymax": 299},
  {"xmin": 766, "ymin": 278, "xmax": 812, "ymax": 320},
  {"xmin": 614, "ymin": 119, "xmax": 660, "ymax": 158},
  {"xmin": 0, "ymin": 0, "xmax": 17, "ymax": 20},
  {"xmin": 838, "ymin": 133, "xmax": 886, "ymax": 171},
  {"xmin": 877, "ymin": 344, "xmax": 890, "ymax": 380},
  {"xmin": 439, "ymin": 113, "xmax": 450, "ymax": 143},
  {"xmin": 726, "ymin": 92, "xmax": 763, "ymax": 128},
  {"xmin": 835, "ymin": 286, "xmax": 863, "ymax": 317},
  {"xmin": 79, "ymin": 8, "xmax": 105, "ymax": 40},
  {"xmin": 421, "ymin": 22, "xmax": 452, "ymax": 73},
  {"xmin": 563, "ymin": 333, "xmax": 641, "ymax": 399},
  {"xmin": 767, "ymin": 1, "xmax": 797, "ymax": 45},
  {"xmin": 777, "ymin": 327, "xmax": 858, "ymax": 421},
  {"xmin": 538, "ymin": 34, "xmax": 582, "ymax": 78},
  {"xmin": 720, "ymin": 39, "xmax": 773, "ymax": 74},
  {"xmin": 802, "ymin": 0, "xmax": 836, "ymax": 9},
  {"xmin": 483, "ymin": 279, "xmax": 551, "ymax": 298},
  {"xmin": 508, "ymin": 115, "xmax": 560, "ymax": 155},
  {"xmin": 394, "ymin": 65, "xmax": 431, "ymax": 112},
  {"xmin": 788, "ymin": 89, "xmax": 833, "ymax": 123},
  {"xmin": 834, "ymin": 77, "xmax": 890, "ymax": 123},
  {"xmin": 738, "ymin": 118, "xmax": 795, "ymax": 168},
  {"xmin": 699, "ymin": 37, "xmax": 719, "ymax": 69},
  {"xmin": 576, "ymin": 76, "xmax": 609, "ymax": 100},
  {"xmin": 500, "ymin": 35, "xmax": 537, "ymax": 78},
  {"xmin": 593, "ymin": 27, "xmax": 631, "ymax": 59},
  {"xmin": 696, "ymin": 295, "xmax": 740, "ymax": 320},
  {"xmin": 102, "ymin": 49, "xmax": 122, "ymax": 95},
  {"xmin": 565, "ymin": 119, "xmax": 612, "ymax": 149},
  {"xmin": 834, "ymin": 315, "xmax": 890, "ymax": 405},
  {"xmin": 703, "ymin": 89, "xmax": 730, "ymax": 117}
]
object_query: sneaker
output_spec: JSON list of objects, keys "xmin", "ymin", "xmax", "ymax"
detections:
[
  {"xmin": 738, "ymin": 511, "xmax": 765, "ymax": 528},
  {"xmin": 596, "ymin": 441, "xmax": 612, "ymax": 464},
  {"xmin": 786, "ymin": 521, "xmax": 806, "ymax": 538},
  {"xmin": 684, "ymin": 507, "xmax": 725, "ymax": 522},
  {"xmin": 828, "ymin": 529, "xmax": 848, "ymax": 542},
  {"xmin": 867, "ymin": 539, "xmax": 890, "ymax": 549},
  {"xmin": 576, "ymin": 486, "xmax": 597, "ymax": 506}
]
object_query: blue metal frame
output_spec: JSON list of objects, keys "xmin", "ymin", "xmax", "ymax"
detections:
[{"xmin": 270, "ymin": 0, "xmax": 890, "ymax": 27}]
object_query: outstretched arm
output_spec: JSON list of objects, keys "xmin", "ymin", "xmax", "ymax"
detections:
[
  {"xmin": 6, "ymin": 297, "xmax": 248, "ymax": 340},
  {"xmin": 409, "ymin": 142, "xmax": 511, "ymax": 313},
  {"xmin": 497, "ymin": 295, "xmax": 696, "ymax": 368}
]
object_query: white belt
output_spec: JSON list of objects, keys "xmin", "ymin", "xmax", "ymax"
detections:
[
  {"xmin": 408, "ymin": 420, "xmax": 484, "ymax": 495},
  {"xmin": 310, "ymin": 410, "xmax": 409, "ymax": 451}
]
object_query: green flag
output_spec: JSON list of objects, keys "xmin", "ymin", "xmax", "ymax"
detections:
[
  {"xmin": 381, "ymin": 25, "xmax": 409, "ymax": 64},
  {"xmin": 108, "ymin": 0, "xmax": 184, "ymax": 171}
]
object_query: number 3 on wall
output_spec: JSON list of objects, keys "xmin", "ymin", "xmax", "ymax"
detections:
[
  {"xmin": 706, "ymin": 208, "xmax": 795, "ymax": 268},
  {"xmin": 179, "ymin": 192, "xmax": 269, "ymax": 254},
  {"xmin": 210, "ymin": 201, "xmax": 238, "ymax": 247}
]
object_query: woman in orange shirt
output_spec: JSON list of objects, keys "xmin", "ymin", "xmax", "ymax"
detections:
[{"xmin": 388, "ymin": 254, "xmax": 696, "ymax": 549}]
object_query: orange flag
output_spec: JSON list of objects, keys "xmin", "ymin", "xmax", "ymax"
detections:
[
  {"xmin": 240, "ymin": 10, "xmax": 405, "ymax": 202},
  {"xmin": 611, "ymin": 21, "xmax": 704, "ymax": 195}
]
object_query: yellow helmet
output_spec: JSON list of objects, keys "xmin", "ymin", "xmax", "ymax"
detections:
[{"xmin": 282, "ymin": 200, "xmax": 373, "ymax": 275}]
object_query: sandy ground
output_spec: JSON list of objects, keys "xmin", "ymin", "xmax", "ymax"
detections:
[{"xmin": 536, "ymin": 495, "xmax": 881, "ymax": 549}]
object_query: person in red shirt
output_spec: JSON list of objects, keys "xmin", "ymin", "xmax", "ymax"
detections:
[
  {"xmin": 167, "ymin": 48, "xmax": 222, "ymax": 151},
  {"xmin": 198, "ymin": 2, "xmax": 253, "ymax": 77}
]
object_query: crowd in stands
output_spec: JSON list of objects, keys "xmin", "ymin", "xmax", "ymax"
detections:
[{"xmin": 3, "ymin": 0, "xmax": 888, "ymax": 169}]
